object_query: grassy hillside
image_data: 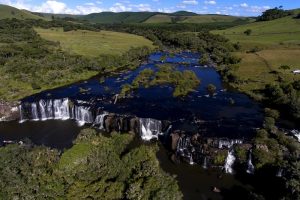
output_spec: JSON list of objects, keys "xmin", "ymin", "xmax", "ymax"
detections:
[
  {"xmin": 35, "ymin": 27, "xmax": 155, "ymax": 57},
  {"xmin": 212, "ymin": 16, "xmax": 300, "ymax": 48},
  {"xmin": 144, "ymin": 13, "xmax": 252, "ymax": 24},
  {"xmin": 212, "ymin": 15, "xmax": 300, "ymax": 97},
  {"xmin": 0, "ymin": 4, "xmax": 45, "ymax": 20},
  {"xmin": 80, "ymin": 12, "xmax": 158, "ymax": 23}
]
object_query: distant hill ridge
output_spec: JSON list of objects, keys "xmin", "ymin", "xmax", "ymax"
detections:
[{"xmin": 1, "ymin": 4, "xmax": 299, "ymax": 25}]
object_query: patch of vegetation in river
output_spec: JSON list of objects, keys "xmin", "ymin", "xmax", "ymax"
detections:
[{"xmin": 120, "ymin": 64, "xmax": 200, "ymax": 97}]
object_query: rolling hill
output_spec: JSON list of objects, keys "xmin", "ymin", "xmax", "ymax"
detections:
[
  {"xmin": 212, "ymin": 15, "xmax": 300, "ymax": 47},
  {"xmin": 0, "ymin": 4, "xmax": 45, "ymax": 20},
  {"xmin": 212, "ymin": 15, "xmax": 300, "ymax": 96},
  {"xmin": 144, "ymin": 13, "xmax": 253, "ymax": 24},
  {"xmin": 0, "ymin": 4, "xmax": 253, "ymax": 24},
  {"xmin": 79, "ymin": 12, "xmax": 159, "ymax": 23}
]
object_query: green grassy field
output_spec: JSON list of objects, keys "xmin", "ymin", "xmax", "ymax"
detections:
[
  {"xmin": 35, "ymin": 28, "xmax": 155, "ymax": 57},
  {"xmin": 212, "ymin": 16, "xmax": 300, "ymax": 48},
  {"xmin": 0, "ymin": 4, "xmax": 46, "ymax": 20},
  {"xmin": 212, "ymin": 16, "xmax": 300, "ymax": 97}
]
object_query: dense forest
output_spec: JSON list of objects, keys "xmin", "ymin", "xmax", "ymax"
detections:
[{"xmin": 0, "ymin": 129, "xmax": 182, "ymax": 199}]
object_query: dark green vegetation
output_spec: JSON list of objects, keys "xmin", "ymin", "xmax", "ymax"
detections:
[
  {"xmin": 0, "ymin": 129, "xmax": 182, "ymax": 199},
  {"xmin": 0, "ymin": 19, "xmax": 153, "ymax": 101},
  {"xmin": 257, "ymin": 7, "xmax": 292, "ymax": 21},
  {"xmin": 0, "ymin": 4, "xmax": 46, "ymax": 20},
  {"xmin": 121, "ymin": 64, "xmax": 200, "ymax": 97},
  {"xmin": 251, "ymin": 108, "xmax": 300, "ymax": 199}
]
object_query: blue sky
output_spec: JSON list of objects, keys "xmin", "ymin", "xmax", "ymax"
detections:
[{"xmin": 0, "ymin": 0, "xmax": 299, "ymax": 16}]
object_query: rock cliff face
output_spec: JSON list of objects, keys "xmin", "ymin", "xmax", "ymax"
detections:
[{"xmin": 0, "ymin": 101, "xmax": 19, "ymax": 121}]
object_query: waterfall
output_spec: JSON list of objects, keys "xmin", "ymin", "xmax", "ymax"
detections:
[
  {"xmin": 139, "ymin": 118, "xmax": 162, "ymax": 141},
  {"xmin": 224, "ymin": 150, "xmax": 236, "ymax": 174},
  {"xmin": 177, "ymin": 137, "xmax": 191, "ymax": 153},
  {"xmin": 276, "ymin": 169, "xmax": 283, "ymax": 177},
  {"xmin": 53, "ymin": 99, "xmax": 70, "ymax": 120},
  {"xmin": 218, "ymin": 139, "xmax": 243, "ymax": 149},
  {"xmin": 19, "ymin": 105, "xmax": 26, "ymax": 123},
  {"xmin": 246, "ymin": 150, "xmax": 255, "ymax": 174},
  {"xmin": 291, "ymin": 130, "xmax": 300, "ymax": 142},
  {"xmin": 114, "ymin": 94, "xmax": 119, "ymax": 104},
  {"xmin": 73, "ymin": 105, "xmax": 93, "ymax": 126},
  {"xmin": 19, "ymin": 98, "xmax": 94, "ymax": 126},
  {"xmin": 39, "ymin": 100, "xmax": 47, "ymax": 120},
  {"xmin": 189, "ymin": 154, "xmax": 194, "ymax": 165},
  {"xmin": 94, "ymin": 112, "xmax": 108, "ymax": 129},
  {"xmin": 203, "ymin": 157, "xmax": 207, "ymax": 169},
  {"xmin": 31, "ymin": 103, "xmax": 39, "ymax": 121}
]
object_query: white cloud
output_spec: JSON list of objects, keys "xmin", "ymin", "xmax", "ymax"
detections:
[
  {"xmin": 240, "ymin": 3, "xmax": 248, "ymax": 8},
  {"xmin": 132, "ymin": 3, "xmax": 152, "ymax": 11},
  {"xmin": 204, "ymin": 1, "xmax": 216, "ymax": 5},
  {"xmin": 182, "ymin": 0, "xmax": 198, "ymax": 5},
  {"xmin": 110, "ymin": 3, "xmax": 131, "ymax": 12},
  {"xmin": 34, "ymin": 1, "xmax": 68, "ymax": 14}
]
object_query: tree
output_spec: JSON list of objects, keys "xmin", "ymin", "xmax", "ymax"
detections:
[
  {"xmin": 257, "ymin": 7, "xmax": 292, "ymax": 21},
  {"xmin": 244, "ymin": 29, "xmax": 252, "ymax": 36}
]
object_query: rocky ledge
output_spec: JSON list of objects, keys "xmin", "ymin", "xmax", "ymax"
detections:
[{"xmin": 0, "ymin": 101, "xmax": 19, "ymax": 122}]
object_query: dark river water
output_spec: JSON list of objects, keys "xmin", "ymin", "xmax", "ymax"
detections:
[{"xmin": 0, "ymin": 52, "xmax": 270, "ymax": 199}]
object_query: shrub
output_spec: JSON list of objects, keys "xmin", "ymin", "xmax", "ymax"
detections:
[
  {"xmin": 206, "ymin": 84, "xmax": 217, "ymax": 95},
  {"xmin": 264, "ymin": 108, "xmax": 280, "ymax": 119},
  {"xmin": 244, "ymin": 29, "xmax": 252, "ymax": 36}
]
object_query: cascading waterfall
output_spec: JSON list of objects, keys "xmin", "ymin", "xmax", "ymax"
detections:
[
  {"xmin": 218, "ymin": 139, "xmax": 243, "ymax": 149},
  {"xmin": 19, "ymin": 98, "xmax": 93, "ymax": 126},
  {"xmin": 176, "ymin": 136, "xmax": 195, "ymax": 165},
  {"xmin": 19, "ymin": 105, "xmax": 25, "ymax": 123},
  {"xmin": 246, "ymin": 149, "xmax": 255, "ymax": 174},
  {"xmin": 94, "ymin": 112, "xmax": 108, "ymax": 129},
  {"xmin": 31, "ymin": 103, "xmax": 39, "ymax": 121},
  {"xmin": 39, "ymin": 100, "xmax": 47, "ymax": 120},
  {"xmin": 224, "ymin": 150, "xmax": 236, "ymax": 174},
  {"xmin": 73, "ymin": 105, "xmax": 93, "ymax": 126},
  {"xmin": 53, "ymin": 99, "xmax": 70, "ymax": 120},
  {"xmin": 139, "ymin": 118, "xmax": 162, "ymax": 141},
  {"xmin": 276, "ymin": 169, "xmax": 283, "ymax": 177}
]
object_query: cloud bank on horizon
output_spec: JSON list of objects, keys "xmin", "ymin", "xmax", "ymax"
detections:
[{"xmin": 0, "ymin": 0, "xmax": 299, "ymax": 16}]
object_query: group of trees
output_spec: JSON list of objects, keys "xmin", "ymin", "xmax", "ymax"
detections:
[
  {"xmin": 264, "ymin": 80, "xmax": 300, "ymax": 119},
  {"xmin": 120, "ymin": 64, "xmax": 200, "ymax": 97},
  {"xmin": 0, "ymin": 129, "xmax": 182, "ymax": 199},
  {"xmin": 252, "ymin": 108, "xmax": 300, "ymax": 199},
  {"xmin": 257, "ymin": 7, "xmax": 292, "ymax": 21}
]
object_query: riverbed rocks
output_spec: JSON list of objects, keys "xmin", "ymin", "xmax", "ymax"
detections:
[{"xmin": 0, "ymin": 101, "xmax": 19, "ymax": 122}]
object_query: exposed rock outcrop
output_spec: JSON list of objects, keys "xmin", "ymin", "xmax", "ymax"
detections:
[{"xmin": 0, "ymin": 101, "xmax": 19, "ymax": 122}]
